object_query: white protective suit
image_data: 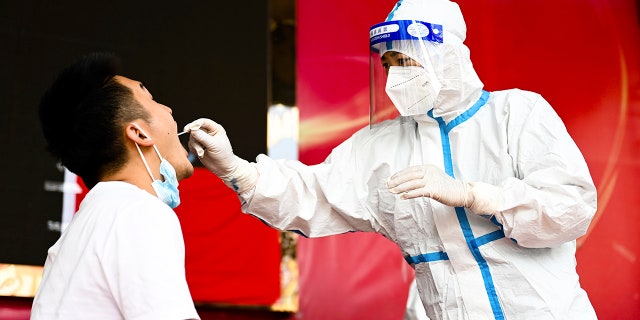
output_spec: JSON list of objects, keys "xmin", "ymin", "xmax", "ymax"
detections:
[
  {"xmin": 245, "ymin": 89, "xmax": 597, "ymax": 319},
  {"xmin": 187, "ymin": 0, "xmax": 598, "ymax": 319}
]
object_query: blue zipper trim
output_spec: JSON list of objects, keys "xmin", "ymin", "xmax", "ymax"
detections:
[
  {"xmin": 454, "ymin": 207, "xmax": 505, "ymax": 319},
  {"xmin": 474, "ymin": 229, "xmax": 505, "ymax": 247},
  {"xmin": 428, "ymin": 90, "xmax": 505, "ymax": 320},
  {"xmin": 405, "ymin": 251, "xmax": 449, "ymax": 264},
  {"xmin": 406, "ymin": 230, "xmax": 503, "ymax": 265},
  {"xmin": 428, "ymin": 90, "xmax": 490, "ymax": 135}
]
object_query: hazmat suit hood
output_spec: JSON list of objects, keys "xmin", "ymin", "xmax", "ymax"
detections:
[{"xmin": 378, "ymin": 0, "xmax": 484, "ymax": 121}]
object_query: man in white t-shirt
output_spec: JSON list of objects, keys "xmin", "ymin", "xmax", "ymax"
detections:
[{"xmin": 31, "ymin": 52, "xmax": 199, "ymax": 320}]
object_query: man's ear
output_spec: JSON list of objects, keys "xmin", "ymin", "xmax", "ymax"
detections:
[{"xmin": 125, "ymin": 122, "xmax": 154, "ymax": 146}]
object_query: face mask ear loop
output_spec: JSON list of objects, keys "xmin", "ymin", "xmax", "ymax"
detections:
[
  {"xmin": 135, "ymin": 142, "xmax": 156, "ymax": 182},
  {"xmin": 152, "ymin": 145, "xmax": 164, "ymax": 161},
  {"xmin": 151, "ymin": 145, "xmax": 169, "ymax": 182}
]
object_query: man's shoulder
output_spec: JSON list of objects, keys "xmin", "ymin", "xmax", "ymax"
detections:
[
  {"xmin": 81, "ymin": 181, "xmax": 172, "ymax": 218},
  {"xmin": 88, "ymin": 181, "xmax": 154, "ymax": 202}
]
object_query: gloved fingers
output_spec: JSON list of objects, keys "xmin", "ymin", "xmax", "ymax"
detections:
[
  {"xmin": 387, "ymin": 166, "xmax": 428, "ymax": 189},
  {"xmin": 183, "ymin": 118, "xmax": 223, "ymax": 135},
  {"xmin": 196, "ymin": 118, "xmax": 223, "ymax": 135},
  {"xmin": 187, "ymin": 138, "xmax": 205, "ymax": 158},
  {"xmin": 399, "ymin": 188, "xmax": 431, "ymax": 200},
  {"xmin": 183, "ymin": 119, "xmax": 204, "ymax": 132},
  {"xmin": 388, "ymin": 178, "xmax": 427, "ymax": 194},
  {"xmin": 189, "ymin": 129, "xmax": 229, "ymax": 156},
  {"xmin": 189, "ymin": 128, "xmax": 212, "ymax": 143}
]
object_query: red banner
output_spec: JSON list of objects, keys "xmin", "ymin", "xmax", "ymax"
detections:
[{"xmin": 174, "ymin": 169, "xmax": 282, "ymax": 306}]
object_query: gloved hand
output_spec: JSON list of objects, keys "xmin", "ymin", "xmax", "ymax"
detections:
[
  {"xmin": 387, "ymin": 164, "xmax": 501, "ymax": 215},
  {"xmin": 184, "ymin": 118, "xmax": 258, "ymax": 193}
]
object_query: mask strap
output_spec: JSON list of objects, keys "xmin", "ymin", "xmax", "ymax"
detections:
[
  {"xmin": 135, "ymin": 142, "xmax": 156, "ymax": 181},
  {"xmin": 132, "ymin": 123, "xmax": 165, "ymax": 181},
  {"xmin": 152, "ymin": 145, "xmax": 163, "ymax": 161},
  {"xmin": 152, "ymin": 144, "xmax": 169, "ymax": 182}
]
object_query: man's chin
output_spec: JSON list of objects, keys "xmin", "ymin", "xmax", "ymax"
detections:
[{"xmin": 177, "ymin": 165, "xmax": 195, "ymax": 180}]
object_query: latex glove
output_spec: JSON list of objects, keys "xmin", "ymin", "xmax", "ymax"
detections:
[
  {"xmin": 387, "ymin": 165, "xmax": 501, "ymax": 215},
  {"xmin": 184, "ymin": 118, "xmax": 258, "ymax": 193}
]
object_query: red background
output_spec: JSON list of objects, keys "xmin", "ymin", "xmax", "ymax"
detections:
[{"xmin": 174, "ymin": 171, "xmax": 282, "ymax": 306}]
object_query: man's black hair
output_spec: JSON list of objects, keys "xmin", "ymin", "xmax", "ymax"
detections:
[{"xmin": 39, "ymin": 52, "xmax": 149, "ymax": 188}]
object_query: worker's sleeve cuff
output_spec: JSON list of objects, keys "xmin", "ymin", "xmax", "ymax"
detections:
[
  {"xmin": 467, "ymin": 181, "xmax": 502, "ymax": 216},
  {"xmin": 219, "ymin": 157, "xmax": 259, "ymax": 194}
]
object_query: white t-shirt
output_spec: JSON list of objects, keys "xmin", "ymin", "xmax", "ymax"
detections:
[{"xmin": 31, "ymin": 181, "xmax": 200, "ymax": 320}]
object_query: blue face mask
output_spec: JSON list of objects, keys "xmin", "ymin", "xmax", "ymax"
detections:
[{"xmin": 135, "ymin": 143, "xmax": 181, "ymax": 209}]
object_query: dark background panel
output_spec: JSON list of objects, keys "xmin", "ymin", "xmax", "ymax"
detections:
[{"xmin": 0, "ymin": 1, "xmax": 269, "ymax": 265}]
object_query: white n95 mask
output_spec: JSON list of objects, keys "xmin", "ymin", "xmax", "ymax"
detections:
[{"xmin": 385, "ymin": 66, "xmax": 441, "ymax": 116}]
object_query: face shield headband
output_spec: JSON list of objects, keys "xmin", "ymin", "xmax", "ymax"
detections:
[{"xmin": 369, "ymin": 20, "xmax": 443, "ymax": 126}]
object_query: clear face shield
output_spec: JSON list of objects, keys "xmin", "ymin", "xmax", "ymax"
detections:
[{"xmin": 369, "ymin": 20, "xmax": 444, "ymax": 126}]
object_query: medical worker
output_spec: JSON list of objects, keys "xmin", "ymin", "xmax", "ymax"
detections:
[{"xmin": 186, "ymin": 0, "xmax": 597, "ymax": 318}]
